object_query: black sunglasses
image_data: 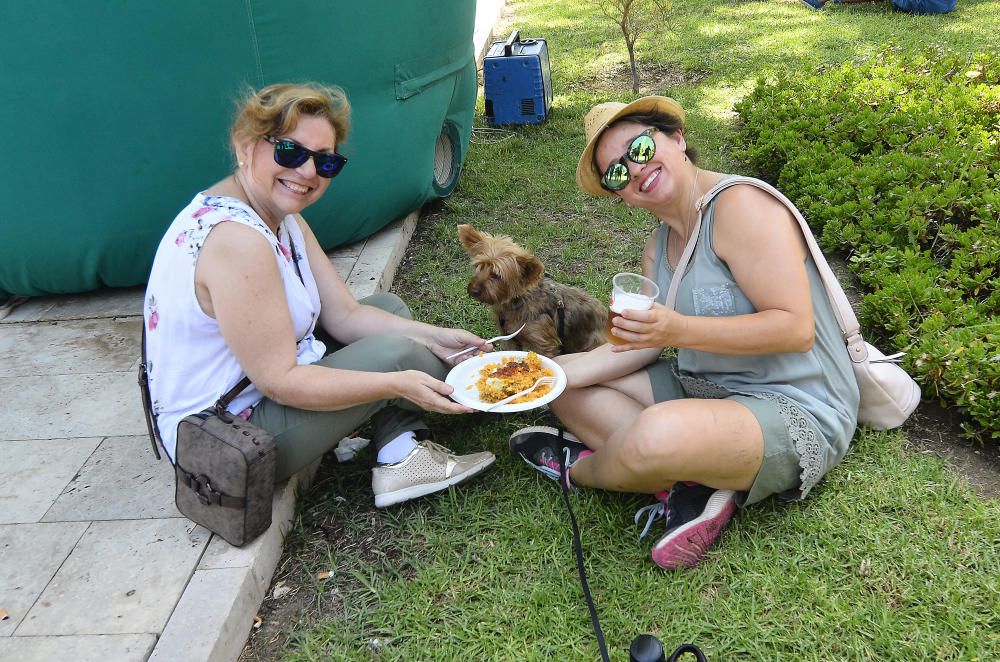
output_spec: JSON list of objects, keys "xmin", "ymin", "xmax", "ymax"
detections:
[
  {"xmin": 600, "ymin": 128, "xmax": 657, "ymax": 192},
  {"xmin": 265, "ymin": 135, "xmax": 347, "ymax": 179}
]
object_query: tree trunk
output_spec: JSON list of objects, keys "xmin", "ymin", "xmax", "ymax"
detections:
[{"xmin": 626, "ymin": 39, "xmax": 639, "ymax": 94}]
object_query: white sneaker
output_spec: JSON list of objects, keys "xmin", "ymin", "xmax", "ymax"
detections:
[{"xmin": 372, "ymin": 441, "xmax": 495, "ymax": 508}]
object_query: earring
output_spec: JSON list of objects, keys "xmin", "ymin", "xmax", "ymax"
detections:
[{"xmin": 238, "ymin": 160, "xmax": 245, "ymax": 167}]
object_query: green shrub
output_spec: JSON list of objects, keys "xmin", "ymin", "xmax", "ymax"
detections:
[{"xmin": 733, "ymin": 45, "xmax": 999, "ymax": 442}]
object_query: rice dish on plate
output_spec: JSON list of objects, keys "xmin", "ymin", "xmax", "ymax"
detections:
[{"xmin": 472, "ymin": 352, "xmax": 555, "ymax": 404}]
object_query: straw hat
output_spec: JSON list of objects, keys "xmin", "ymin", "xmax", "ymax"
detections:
[{"xmin": 575, "ymin": 96, "xmax": 685, "ymax": 197}]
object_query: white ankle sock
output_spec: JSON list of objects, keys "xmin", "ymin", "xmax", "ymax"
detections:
[{"xmin": 376, "ymin": 432, "xmax": 418, "ymax": 465}]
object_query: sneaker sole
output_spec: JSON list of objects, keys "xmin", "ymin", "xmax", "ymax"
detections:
[
  {"xmin": 374, "ymin": 454, "xmax": 496, "ymax": 508},
  {"xmin": 651, "ymin": 490, "xmax": 736, "ymax": 570},
  {"xmin": 508, "ymin": 426, "xmax": 582, "ymax": 457}
]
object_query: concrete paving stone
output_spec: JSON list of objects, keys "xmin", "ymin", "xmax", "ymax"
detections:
[
  {"xmin": 197, "ymin": 475, "xmax": 300, "ymax": 573},
  {"xmin": 0, "ymin": 318, "xmax": 141, "ymax": 378},
  {"xmin": 147, "ymin": 567, "xmax": 262, "ymax": 662},
  {"xmin": 346, "ymin": 214, "xmax": 418, "ymax": 299},
  {"xmin": 0, "ymin": 633, "xmax": 155, "ymax": 661},
  {"xmin": 43, "ymin": 436, "xmax": 179, "ymax": 523},
  {"xmin": 326, "ymin": 241, "xmax": 363, "ymax": 260},
  {"xmin": 345, "ymin": 265, "xmax": 381, "ymax": 299},
  {"xmin": 0, "ymin": 371, "xmax": 147, "ymax": 441},
  {"xmin": 0, "ymin": 438, "xmax": 102, "ymax": 524},
  {"xmin": 33, "ymin": 288, "xmax": 144, "ymax": 323},
  {"xmin": 329, "ymin": 256, "xmax": 355, "ymax": 281},
  {"xmin": 16, "ymin": 518, "xmax": 209, "ymax": 636},
  {"xmin": 363, "ymin": 212, "xmax": 418, "ymax": 294},
  {"xmin": 0, "ymin": 288, "xmax": 143, "ymax": 324},
  {"xmin": 0, "ymin": 298, "xmax": 57, "ymax": 324},
  {"xmin": 475, "ymin": 0, "xmax": 507, "ymax": 61},
  {"xmin": 151, "ymin": 461, "xmax": 316, "ymax": 661},
  {"xmin": 0, "ymin": 522, "xmax": 89, "ymax": 636}
]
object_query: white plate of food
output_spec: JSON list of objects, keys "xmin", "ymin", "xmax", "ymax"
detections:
[{"xmin": 445, "ymin": 351, "xmax": 567, "ymax": 413}]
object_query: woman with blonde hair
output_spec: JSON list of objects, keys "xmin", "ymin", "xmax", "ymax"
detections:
[{"xmin": 145, "ymin": 82, "xmax": 495, "ymax": 507}]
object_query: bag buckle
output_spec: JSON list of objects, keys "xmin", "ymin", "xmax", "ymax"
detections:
[{"xmin": 193, "ymin": 474, "xmax": 221, "ymax": 506}]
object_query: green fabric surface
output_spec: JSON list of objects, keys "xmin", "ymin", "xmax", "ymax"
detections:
[{"xmin": 0, "ymin": 0, "xmax": 476, "ymax": 297}]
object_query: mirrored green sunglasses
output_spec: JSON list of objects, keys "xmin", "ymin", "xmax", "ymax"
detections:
[{"xmin": 599, "ymin": 128, "xmax": 657, "ymax": 192}]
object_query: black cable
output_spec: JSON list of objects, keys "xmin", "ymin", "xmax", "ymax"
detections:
[
  {"xmin": 668, "ymin": 644, "xmax": 708, "ymax": 662},
  {"xmin": 558, "ymin": 431, "xmax": 611, "ymax": 662},
  {"xmin": 557, "ymin": 432, "xmax": 708, "ymax": 662}
]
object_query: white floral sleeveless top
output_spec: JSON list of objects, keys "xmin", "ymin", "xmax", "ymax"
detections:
[{"xmin": 143, "ymin": 193, "xmax": 326, "ymax": 461}]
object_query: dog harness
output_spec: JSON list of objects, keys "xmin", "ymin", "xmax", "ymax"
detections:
[{"xmin": 498, "ymin": 276, "xmax": 568, "ymax": 351}]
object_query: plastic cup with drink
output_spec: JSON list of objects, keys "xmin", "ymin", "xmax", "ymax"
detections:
[{"xmin": 605, "ymin": 272, "xmax": 660, "ymax": 345}]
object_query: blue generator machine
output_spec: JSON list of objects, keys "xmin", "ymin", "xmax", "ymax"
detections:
[{"xmin": 483, "ymin": 30, "xmax": 552, "ymax": 125}]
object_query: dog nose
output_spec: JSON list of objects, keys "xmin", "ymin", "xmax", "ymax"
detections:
[{"xmin": 467, "ymin": 284, "xmax": 480, "ymax": 298}]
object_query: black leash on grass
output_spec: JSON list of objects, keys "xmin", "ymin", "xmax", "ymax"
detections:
[
  {"xmin": 557, "ymin": 438, "xmax": 610, "ymax": 661},
  {"xmin": 557, "ymin": 432, "xmax": 708, "ymax": 662}
]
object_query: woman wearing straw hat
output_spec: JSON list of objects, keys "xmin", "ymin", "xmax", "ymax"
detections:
[{"xmin": 508, "ymin": 96, "xmax": 860, "ymax": 570}]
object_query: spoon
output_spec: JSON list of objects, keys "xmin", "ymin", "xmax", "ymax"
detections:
[{"xmin": 445, "ymin": 322, "xmax": 527, "ymax": 360}]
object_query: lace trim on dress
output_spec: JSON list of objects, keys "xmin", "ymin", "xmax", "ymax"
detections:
[
  {"xmin": 750, "ymin": 391, "xmax": 825, "ymax": 498},
  {"xmin": 675, "ymin": 370, "xmax": 731, "ymax": 399},
  {"xmin": 672, "ymin": 365, "xmax": 827, "ymax": 498}
]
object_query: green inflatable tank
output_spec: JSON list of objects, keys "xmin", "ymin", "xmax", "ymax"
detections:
[{"xmin": 0, "ymin": 0, "xmax": 477, "ymax": 299}]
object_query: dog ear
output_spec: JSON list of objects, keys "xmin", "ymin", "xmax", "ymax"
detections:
[
  {"xmin": 517, "ymin": 253, "xmax": 545, "ymax": 286},
  {"xmin": 457, "ymin": 224, "xmax": 484, "ymax": 255}
]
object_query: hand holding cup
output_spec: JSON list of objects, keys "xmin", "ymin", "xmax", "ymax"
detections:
[{"xmin": 605, "ymin": 272, "xmax": 660, "ymax": 346}]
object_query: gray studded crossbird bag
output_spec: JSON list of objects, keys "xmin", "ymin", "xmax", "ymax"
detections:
[{"xmin": 139, "ymin": 329, "xmax": 276, "ymax": 546}]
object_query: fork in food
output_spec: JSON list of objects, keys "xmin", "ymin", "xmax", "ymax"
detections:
[{"xmin": 484, "ymin": 376, "xmax": 557, "ymax": 411}]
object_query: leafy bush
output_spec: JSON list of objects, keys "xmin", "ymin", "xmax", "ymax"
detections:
[{"xmin": 733, "ymin": 45, "xmax": 999, "ymax": 441}]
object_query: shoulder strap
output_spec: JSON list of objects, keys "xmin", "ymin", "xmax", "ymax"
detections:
[
  {"xmin": 664, "ymin": 204, "xmax": 705, "ymax": 310},
  {"xmin": 216, "ymin": 376, "xmax": 253, "ymax": 412},
  {"xmin": 670, "ymin": 176, "xmax": 869, "ymax": 363},
  {"xmin": 139, "ymin": 326, "xmax": 254, "ymax": 460},
  {"xmin": 139, "ymin": 326, "xmax": 162, "ymax": 460}
]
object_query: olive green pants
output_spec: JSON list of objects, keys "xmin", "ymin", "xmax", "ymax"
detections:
[{"xmin": 250, "ymin": 293, "xmax": 446, "ymax": 482}]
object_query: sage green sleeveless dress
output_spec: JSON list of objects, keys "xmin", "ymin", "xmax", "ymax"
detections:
[{"xmin": 648, "ymin": 177, "xmax": 859, "ymax": 505}]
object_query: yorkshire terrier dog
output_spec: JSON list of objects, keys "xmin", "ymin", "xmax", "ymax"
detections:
[{"xmin": 457, "ymin": 224, "xmax": 608, "ymax": 357}]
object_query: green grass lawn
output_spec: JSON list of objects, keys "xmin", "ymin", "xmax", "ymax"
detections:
[{"xmin": 249, "ymin": 1, "xmax": 1000, "ymax": 659}]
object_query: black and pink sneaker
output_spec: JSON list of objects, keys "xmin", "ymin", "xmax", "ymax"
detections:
[
  {"xmin": 634, "ymin": 490, "xmax": 672, "ymax": 540},
  {"xmin": 649, "ymin": 483, "xmax": 737, "ymax": 570},
  {"xmin": 508, "ymin": 426, "xmax": 593, "ymax": 488}
]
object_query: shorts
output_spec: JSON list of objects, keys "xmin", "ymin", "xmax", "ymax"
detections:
[{"xmin": 645, "ymin": 358, "xmax": 821, "ymax": 507}]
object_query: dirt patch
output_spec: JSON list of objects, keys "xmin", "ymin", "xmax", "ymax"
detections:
[
  {"xmin": 602, "ymin": 61, "xmax": 705, "ymax": 94},
  {"xmin": 239, "ymin": 463, "xmax": 405, "ymax": 661},
  {"xmin": 901, "ymin": 402, "xmax": 1000, "ymax": 500},
  {"xmin": 238, "ymin": 580, "xmax": 320, "ymax": 660},
  {"xmin": 569, "ymin": 60, "xmax": 705, "ymax": 97}
]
